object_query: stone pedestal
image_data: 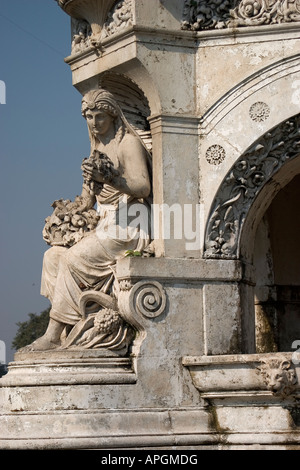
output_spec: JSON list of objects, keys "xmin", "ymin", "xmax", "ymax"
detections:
[{"xmin": 0, "ymin": 259, "xmax": 212, "ymax": 450}]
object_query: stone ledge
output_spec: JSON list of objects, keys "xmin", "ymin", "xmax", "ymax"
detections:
[
  {"xmin": 0, "ymin": 407, "xmax": 212, "ymax": 449},
  {"xmin": 116, "ymin": 257, "xmax": 242, "ymax": 282},
  {"xmin": 183, "ymin": 352, "xmax": 300, "ymax": 400},
  {"xmin": 0, "ymin": 350, "xmax": 135, "ymax": 387}
]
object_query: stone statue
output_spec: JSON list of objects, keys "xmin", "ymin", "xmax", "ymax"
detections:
[{"xmin": 23, "ymin": 88, "xmax": 152, "ymax": 352}]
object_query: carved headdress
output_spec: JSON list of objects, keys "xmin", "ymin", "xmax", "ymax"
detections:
[{"xmin": 82, "ymin": 88, "xmax": 121, "ymax": 119}]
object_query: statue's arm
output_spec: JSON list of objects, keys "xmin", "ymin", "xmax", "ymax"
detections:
[
  {"xmin": 79, "ymin": 183, "xmax": 96, "ymax": 210},
  {"xmin": 113, "ymin": 135, "xmax": 151, "ymax": 199}
]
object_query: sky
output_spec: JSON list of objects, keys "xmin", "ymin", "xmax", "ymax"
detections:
[{"xmin": 0, "ymin": 0, "xmax": 91, "ymax": 362}]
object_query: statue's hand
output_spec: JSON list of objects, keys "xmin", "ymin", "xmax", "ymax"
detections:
[
  {"xmin": 82, "ymin": 162, "xmax": 106, "ymax": 183},
  {"xmin": 81, "ymin": 158, "xmax": 105, "ymax": 184},
  {"xmin": 82, "ymin": 154, "xmax": 119, "ymax": 185}
]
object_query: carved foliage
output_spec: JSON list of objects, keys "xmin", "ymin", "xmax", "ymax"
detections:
[
  {"xmin": 182, "ymin": 0, "xmax": 232, "ymax": 30},
  {"xmin": 68, "ymin": 0, "xmax": 133, "ymax": 54},
  {"xmin": 204, "ymin": 114, "xmax": 300, "ymax": 259},
  {"xmin": 101, "ymin": 0, "xmax": 133, "ymax": 39},
  {"xmin": 181, "ymin": 0, "xmax": 300, "ymax": 31},
  {"xmin": 43, "ymin": 197, "xmax": 100, "ymax": 248},
  {"xmin": 71, "ymin": 18, "xmax": 92, "ymax": 54},
  {"xmin": 258, "ymin": 357, "xmax": 298, "ymax": 397}
]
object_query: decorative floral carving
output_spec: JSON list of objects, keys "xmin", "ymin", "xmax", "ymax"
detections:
[
  {"xmin": 43, "ymin": 197, "xmax": 100, "ymax": 248},
  {"xmin": 181, "ymin": 0, "xmax": 300, "ymax": 30},
  {"xmin": 182, "ymin": 0, "xmax": 232, "ymax": 30},
  {"xmin": 206, "ymin": 145, "xmax": 226, "ymax": 165},
  {"xmin": 71, "ymin": 18, "xmax": 92, "ymax": 54},
  {"xmin": 119, "ymin": 279, "xmax": 134, "ymax": 291},
  {"xmin": 204, "ymin": 113, "xmax": 300, "ymax": 259},
  {"xmin": 249, "ymin": 102, "xmax": 270, "ymax": 122},
  {"xmin": 231, "ymin": 0, "xmax": 300, "ymax": 26},
  {"xmin": 258, "ymin": 357, "xmax": 298, "ymax": 397},
  {"xmin": 101, "ymin": 0, "xmax": 133, "ymax": 39}
]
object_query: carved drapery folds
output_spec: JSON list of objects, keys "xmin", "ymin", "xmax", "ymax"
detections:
[
  {"xmin": 55, "ymin": 279, "xmax": 167, "ymax": 354},
  {"xmin": 181, "ymin": 0, "xmax": 300, "ymax": 31},
  {"xmin": 204, "ymin": 114, "xmax": 300, "ymax": 259}
]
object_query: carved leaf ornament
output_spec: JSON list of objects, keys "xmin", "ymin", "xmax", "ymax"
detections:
[
  {"xmin": 182, "ymin": 0, "xmax": 300, "ymax": 30},
  {"xmin": 204, "ymin": 114, "xmax": 300, "ymax": 259}
]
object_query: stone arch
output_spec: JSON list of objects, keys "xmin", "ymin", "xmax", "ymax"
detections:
[
  {"xmin": 203, "ymin": 113, "xmax": 300, "ymax": 262},
  {"xmin": 200, "ymin": 54, "xmax": 300, "ymax": 230},
  {"xmin": 201, "ymin": 53, "xmax": 300, "ymax": 136}
]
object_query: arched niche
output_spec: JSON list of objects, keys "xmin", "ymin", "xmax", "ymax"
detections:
[
  {"xmin": 204, "ymin": 113, "xmax": 300, "ymax": 261},
  {"xmin": 98, "ymin": 72, "xmax": 152, "ymax": 152},
  {"xmin": 204, "ymin": 114, "xmax": 300, "ymax": 354},
  {"xmin": 250, "ymin": 165, "xmax": 300, "ymax": 354}
]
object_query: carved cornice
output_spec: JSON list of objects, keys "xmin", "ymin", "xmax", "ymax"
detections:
[
  {"xmin": 204, "ymin": 113, "xmax": 300, "ymax": 259},
  {"xmin": 181, "ymin": 0, "xmax": 300, "ymax": 31}
]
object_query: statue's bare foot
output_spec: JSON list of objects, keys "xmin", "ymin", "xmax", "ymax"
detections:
[
  {"xmin": 18, "ymin": 335, "xmax": 60, "ymax": 353},
  {"xmin": 17, "ymin": 318, "xmax": 66, "ymax": 353}
]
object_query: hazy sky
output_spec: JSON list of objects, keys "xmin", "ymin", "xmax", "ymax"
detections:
[{"xmin": 0, "ymin": 0, "xmax": 91, "ymax": 362}]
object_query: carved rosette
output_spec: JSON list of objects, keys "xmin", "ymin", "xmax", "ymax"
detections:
[
  {"xmin": 204, "ymin": 113, "xmax": 300, "ymax": 259},
  {"xmin": 249, "ymin": 101, "xmax": 270, "ymax": 122},
  {"xmin": 181, "ymin": 0, "xmax": 300, "ymax": 31},
  {"xmin": 206, "ymin": 145, "xmax": 226, "ymax": 165}
]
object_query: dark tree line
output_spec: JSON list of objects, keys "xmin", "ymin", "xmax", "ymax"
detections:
[{"xmin": 12, "ymin": 307, "xmax": 50, "ymax": 350}]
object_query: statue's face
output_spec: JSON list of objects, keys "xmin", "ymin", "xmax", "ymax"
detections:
[{"xmin": 85, "ymin": 108, "xmax": 114, "ymax": 138}]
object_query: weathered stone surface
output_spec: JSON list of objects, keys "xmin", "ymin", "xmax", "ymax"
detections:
[{"xmin": 2, "ymin": 0, "xmax": 300, "ymax": 449}]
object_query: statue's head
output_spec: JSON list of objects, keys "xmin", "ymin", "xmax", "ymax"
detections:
[
  {"xmin": 81, "ymin": 88, "xmax": 127, "ymax": 144},
  {"xmin": 81, "ymin": 89, "xmax": 120, "ymax": 120}
]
